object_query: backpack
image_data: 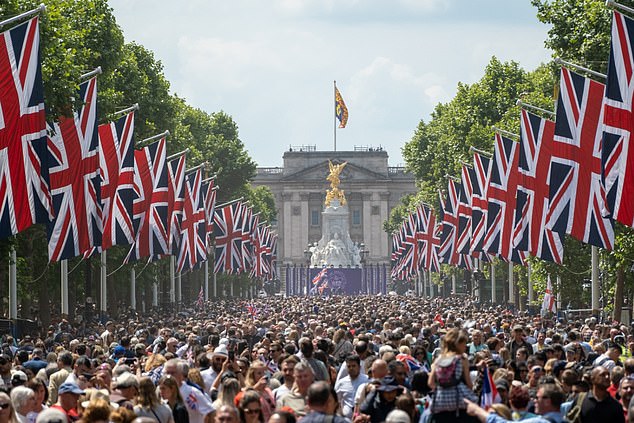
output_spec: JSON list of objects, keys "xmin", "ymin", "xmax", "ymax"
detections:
[
  {"xmin": 435, "ymin": 355, "xmax": 461, "ymax": 388},
  {"xmin": 565, "ymin": 392, "xmax": 587, "ymax": 423}
]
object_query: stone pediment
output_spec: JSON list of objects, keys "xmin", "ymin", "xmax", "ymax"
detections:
[{"xmin": 281, "ymin": 160, "xmax": 389, "ymax": 183}]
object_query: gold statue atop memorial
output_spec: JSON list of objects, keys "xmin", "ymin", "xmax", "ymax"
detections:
[{"xmin": 325, "ymin": 160, "xmax": 347, "ymax": 207}]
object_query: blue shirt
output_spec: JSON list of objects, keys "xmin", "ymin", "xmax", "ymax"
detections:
[{"xmin": 486, "ymin": 411, "xmax": 565, "ymax": 423}]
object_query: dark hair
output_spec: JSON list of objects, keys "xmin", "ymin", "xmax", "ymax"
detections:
[
  {"xmin": 539, "ymin": 383, "xmax": 565, "ymax": 407},
  {"xmin": 307, "ymin": 381, "xmax": 331, "ymax": 407},
  {"xmin": 410, "ymin": 370, "xmax": 431, "ymax": 395},
  {"xmin": 345, "ymin": 354, "xmax": 361, "ymax": 366}
]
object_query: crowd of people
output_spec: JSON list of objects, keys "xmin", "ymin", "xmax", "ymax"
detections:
[{"xmin": 0, "ymin": 295, "xmax": 633, "ymax": 423}]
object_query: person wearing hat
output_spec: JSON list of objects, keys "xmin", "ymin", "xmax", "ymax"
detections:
[
  {"xmin": 506, "ymin": 326, "xmax": 530, "ymax": 361},
  {"xmin": 358, "ymin": 376, "xmax": 403, "ymax": 423},
  {"xmin": 202, "ymin": 345, "xmax": 228, "ymax": 395},
  {"xmin": 111, "ymin": 372, "xmax": 139, "ymax": 410},
  {"xmin": 51, "ymin": 382, "xmax": 84, "ymax": 422},
  {"xmin": 10, "ymin": 370, "xmax": 28, "ymax": 388}
]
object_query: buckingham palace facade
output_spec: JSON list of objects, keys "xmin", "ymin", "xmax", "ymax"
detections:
[{"xmin": 252, "ymin": 147, "xmax": 417, "ymax": 270}]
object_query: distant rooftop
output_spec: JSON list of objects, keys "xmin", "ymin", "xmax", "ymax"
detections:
[{"xmin": 286, "ymin": 144, "xmax": 386, "ymax": 153}]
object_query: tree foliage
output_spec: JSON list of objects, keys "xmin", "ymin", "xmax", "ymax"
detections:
[{"xmin": 0, "ymin": 1, "xmax": 274, "ymax": 318}]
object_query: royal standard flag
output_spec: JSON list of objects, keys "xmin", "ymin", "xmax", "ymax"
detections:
[{"xmin": 335, "ymin": 87, "xmax": 349, "ymax": 128}]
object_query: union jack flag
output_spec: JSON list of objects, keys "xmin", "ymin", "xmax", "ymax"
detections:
[
  {"xmin": 312, "ymin": 267, "xmax": 328, "ymax": 285},
  {"xmin": 0, "ymin": 17, "xmax": 52, "ymax": 239},
  {"xmin": 127, "ymin": 138, "xmax": 168, "ymax": 262},
  {"xmin": 483, "ymin": 133, "xmax": 523, "ymax": 263},
  {"xmin": 201, "ymin": 179, "xmax": 216, "ymax": 251},
  {"xmin": 250, "ymin": 224, "xmax": 269, "ymax": 278},
  {"xmin": 240, "ymin": 205, "xmax": 255, "ymax": 271},
  {"xmin": 167, "ymin": 155, "xmax": 186, "ymax": 255},
  {"xmin": 457, "ymin": 165, "xmax": 474, "ymax": 255},
  {"xmin": 439, "ymin": 180, "xmax": 460, "ymax": 266},
  {"xmin": 470, "ymin": 152, "xmax": 491, "ymax": 255},
  {"xmin": 177, "ymin": 169, "xmax": 206, "ymax": 272},
  {"xmin": 268, "ymin": 232, "xmax": 278, "ymax": 280},
  {"xmin": 396, "ymin": 353, "xmax": 422, "ymax": 375},
  {"xmin": 99, "ymin": 112, "xmax": 136, "ymax": 250},
  {"xmin": 547, "ymin": 68, "xmax": 614, "ymax": 249},
  {"xmin": 602, "ymin": 11, "xmax": 634, "ymax": 228},
  {"xmin": 513, "ymin": 110, "xmax": 564, "ymax": 263},
  {"xmin": 47, "ymin": 76, "xmax": 101, "ymax": 261},
  {"xmin": 417, "ymin": 205, "xmax": 440, "ymax": 273},
  {"xmin": 214, "ymin": 202, "xmax": 245, "ymax": 274}
]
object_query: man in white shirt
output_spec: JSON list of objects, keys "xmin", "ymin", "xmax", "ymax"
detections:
[
  {"xmin": 273, "ymin": 356, "xmax": 298, "ymax": 402},
  {"xmin": 164, "ymin": 358, "xmax": 215, "ymax": 423},
  {"xmin": 334, "ymin": 355, "xmax": 369, "ymax": 419}
]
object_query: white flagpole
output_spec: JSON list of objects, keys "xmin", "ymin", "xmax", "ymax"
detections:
[
  {"xmin": 60, "ymin": 260, "xmax": 68, "ymax": 316},
  {"xmin": 169, "ymin": 256, "xmax": 175, "ymax": 304},
  {"xmin": 130, "ymin": 267, "xmax": 136, "ymax": 310},
  {"xmin": 591, "ymin": 246, "xmax": 599, "ymax": 313},
  {"xmin": 528, "ymin": 262, "xmax": 533, "ymax": 307},
  {"xmin": 100, "ymin": 251, "xmax": 107, "ymax": 318},
  {"xmin": 491, "ymin": 262, "xmax": 496, "ymax": 304},
  {"xmin": 0, "ymin": 4, "xmax": 45, "ymax": 28},
  {"xmin": 204, "ymin": 260, "xmax": 209, "ymax": 301},
  {"xmin": 508, "ymin": 262, "xmax": 514, "ymax": 304}
]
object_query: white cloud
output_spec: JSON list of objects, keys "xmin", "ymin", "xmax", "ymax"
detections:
[{"xmin": 109, "ymin": 0, "xmax": 552, "ymax": 166}]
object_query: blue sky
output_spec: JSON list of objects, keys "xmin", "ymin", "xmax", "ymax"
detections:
[{"xmin": 109, "ymin": 0, "xmax": 552, "ymax": 167}]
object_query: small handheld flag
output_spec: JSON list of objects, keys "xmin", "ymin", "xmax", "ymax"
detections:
[
  {"xmin": 541, "ymin": 275, "xmax": 556, "ymax": 315},
  {"xmin": 335, "ymin": 86, "xmax": 349, "ymax": 128}
]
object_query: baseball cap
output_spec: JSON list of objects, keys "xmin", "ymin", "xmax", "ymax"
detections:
[{"xmin": 58, "ymin": 382, "xmax": 85, "ymax": 395}]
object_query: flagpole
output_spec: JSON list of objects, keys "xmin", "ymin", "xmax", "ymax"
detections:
[
  {"xmin": 185, "ymin": 162, "xmax": 207, "ymax": 175},
  {"xmin": 137, "ymin": 130, "xmax": 170, "ymax": 148},
  {"xmin": 9, "ymin": 246, "xmax": 16, "ymax": 319},
  {"xmin": 169, "ymin": 255, "xmax": 175, "ymax": 306},
  {"xmin": 112, "ymin": 103, "xmax": 139, "ymax": 118},
  {"xmin": 204, "ymin": 260, "xmax": 209, "ymax": 302},
  {"xmin": 334, "ymin": 80, "xmax": 337, "ymax": 151},
  {"xmin": 167, "ymin": 148, "xmax": 189, "ymax": 161},
  {"xmin": 554, "ymin": 58, "xmax": 607, "ymax": 79},
  {"xmin": 100, "ymin": 250, "xmax": 107, "ymax": 319},
  {"xmin": 508, "ymin": 262, "xmax": 514, "ymax": 305},
  {"xmin": 491, "ymin": 126, "xmax": 520, "ymax": 139},
  {"xmin": 130, "ymin": 267, "xmax": 136, "ymax": 310},
  {"xmin": 60, "ymin": 260, "xmax": 68, "ymax": 316},
  {"xmin": 591, "ymin": 246, "xmax": 599, "ymax": 314},
  {"xmin": 491, "ymin": 262, "xmax": 496, "ymax": 304},
  {"xmin": 80, "ymin": 66, "xmax": 102, "ymax": 81},
  {"xmin": 527, "ymin": 261, "xmax": 533, "ymax": 309},
  {"xmin": 516, "ymin": 100, "xmax": 556, "ymax": 117},
  {"xmin": 606, "ymin": 0, "xmax": 634, "ymax": 16},
  {"xmin": 0, "ymin": 4, "xmax": 45, "ymax": 28}
]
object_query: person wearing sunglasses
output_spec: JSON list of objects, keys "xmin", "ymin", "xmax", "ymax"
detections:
[
  {"xmin": 0, "ymin": 392, "xmax": 14, "ymax": 423},
  {"xmin": 238, "ymin": 391, "xmax": 263, "ymax": 423}
]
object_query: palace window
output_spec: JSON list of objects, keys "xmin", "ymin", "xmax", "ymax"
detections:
[
  {"xmin": 311, "ymin": 210, "xmax": 320, "ymax": 226},
  {"xmin": 352, "ymin": 209, "xmax": 361, "ymax": 226}
]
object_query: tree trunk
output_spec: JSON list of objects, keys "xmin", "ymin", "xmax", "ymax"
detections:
[{"xmin": 613, "ymin": 266, "xmax": 625, "ymax": 322}]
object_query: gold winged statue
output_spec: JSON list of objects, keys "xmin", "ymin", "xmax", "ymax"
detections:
[{"xmin": 325, "ymin": 160, "xmax": 347, "ymax": 207}]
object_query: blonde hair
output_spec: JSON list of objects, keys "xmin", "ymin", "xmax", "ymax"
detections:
[
  {"xmin": 245, "ymin": 360, "xmax": 267, "ymax": 388},
  {"xmin": 440, "ymin": 328, "xmax": 468, "ymax": 355}
]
